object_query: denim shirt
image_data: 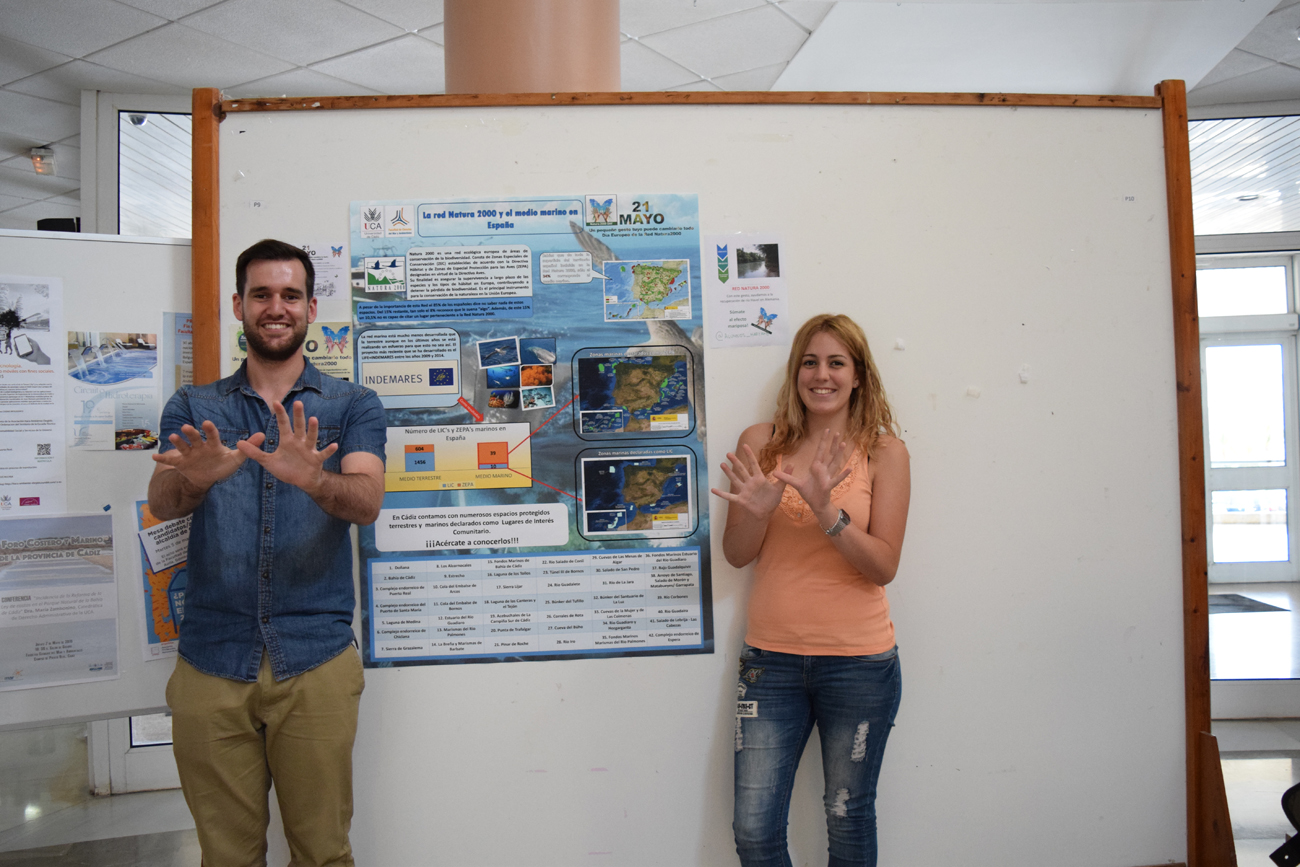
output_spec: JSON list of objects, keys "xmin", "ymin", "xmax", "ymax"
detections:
[{"xmin": 159, "ymin": 360, "xmax": 387, "ymax": 682}]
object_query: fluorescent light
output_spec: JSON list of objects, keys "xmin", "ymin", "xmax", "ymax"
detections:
[{"xmin": 29, "ymin": 147, "xmax": 54, "ymax": 176}]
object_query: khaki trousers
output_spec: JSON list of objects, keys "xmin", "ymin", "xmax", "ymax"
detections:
[{"xmin": 166, "ymin": 648, "xmax": 364, "ymax": 867}]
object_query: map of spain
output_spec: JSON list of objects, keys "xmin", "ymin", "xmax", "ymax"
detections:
[{"xmin": 603, "ymin": 259, "xmax": 691, "ymax": 321}]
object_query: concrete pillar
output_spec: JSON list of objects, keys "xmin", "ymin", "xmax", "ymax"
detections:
[{"xmin": 444, "ymin": 0, "xmax": 620, "ymax": 94}]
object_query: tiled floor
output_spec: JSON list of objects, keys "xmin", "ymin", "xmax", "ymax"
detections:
[{"xmin": 0, "ymin": 724, "xmax": 194, "ymax": 866}]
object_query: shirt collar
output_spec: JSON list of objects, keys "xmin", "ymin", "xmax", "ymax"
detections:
[{"xmin": 222, "ymin": 358, "xmax": 323, "ymax": 398}]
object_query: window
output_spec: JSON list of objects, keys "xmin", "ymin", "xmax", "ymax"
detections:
[
  {"xmin": 117, "ymin": 111, "xmax": 191, "ymax": 238},
  {"xmin": 1198, "ymin": 255, "xmax": 1300, "ymax": 581}
]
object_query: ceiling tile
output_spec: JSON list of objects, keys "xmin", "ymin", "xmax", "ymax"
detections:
[
  {"xmin": 310, "ymin": 34, "xmax": 445, "ymax": 94},
  {"xmin": 1237, "ymin": 3, "xmax": 1300, "ymax": 63},
  {"xmin": 86, "ymin": 23, "xmax": 295, "ymax": 89},
  {"xmin": 117, "ymin": 0, "xmax": 224, "ymax": 17},
  {"xmin": 713, "ymin": 61, "xmax": 787, "ymax": 91},
  {"xmin": 0, "ymin": 136, "xmax": 34, "ymax": 165},
  {"xmin": 7, "ymin": 60, "xmax": 181, "ymax": 106},
  {"xmin": 416, "ymin": 23, "xmax": 444, "ymax": 45},
  {"xmin": 0, "ymin": 0, "xmax": 167, "ymax": 58},
  {"xmin": 0, "ymin": 199, "xmax": 81, "ymax": 231},
  {"xmin": 1192, "ymin": 49, "xmax": 1277, "ymax": 91},
  {"xmin": 669, "ymin": 79, "xmax": 723, "ymax": 92},
  {"xmin": 1187, "ymin": 62, "xmax": 1300, "ymax": 106},
  {"xmin": 0, "ymin": 193, "xmax": 40, "ymax": 212},
  {"xmin": 0, "ymin": 92, "xmax": 79, "ymax": 148},
  {"xmin": 340, "ymin": 0, "xmax": 443, "ymax": 32},
  {"xmin": 0, "ymin": 142, "xmax": 81, "ymax": 182},
  {"xmin": 0, "ymin": 164, "xmax": 80, "ymax": 199},
  {"xmin": 640, "ymin": 5, "xmax": 808, "ymax": 80},
  {"xmin": 621, "ymin": 40, "xmax": 702, "ymax": 91},
  {"xmin": 620, "ymin": 0, "xmax": 764, "ymax": 38},
  {"xmin": 226, "ymin": 67, "xmax": 382, "ymax": 98},
  {"xmin": 0, "ymin": 36, "xmax": 72, "ymax": 87},
  {"xmin": 775, "ymin": 1, "xmax": 832, "ymax": 32},
  {"xmin": 182, "ymin": 0, "xmax": 405, "ymax": 66}
]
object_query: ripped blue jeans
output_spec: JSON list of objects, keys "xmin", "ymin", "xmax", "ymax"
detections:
[{"xmin": 733, "ymin": 644, "xmax": 902, "ymax": 867}]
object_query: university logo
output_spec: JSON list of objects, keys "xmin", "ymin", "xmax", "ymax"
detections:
[{"xmin": 360, "ymin": 206, "xmax": 384, "ymax": 239}]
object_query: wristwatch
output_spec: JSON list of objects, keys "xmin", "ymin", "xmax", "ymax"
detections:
[{"xmin": 822, "ymin": 508, "xmax": 851, "ymax": 537}]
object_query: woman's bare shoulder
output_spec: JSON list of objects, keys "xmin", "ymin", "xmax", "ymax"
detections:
[
  {"xmin": 736, "ymin": 422, "xmax": 774, "ymax": 450},
  {"xmin": 871, "ymin": 434, "xmax": 910, "ymax": 468}
]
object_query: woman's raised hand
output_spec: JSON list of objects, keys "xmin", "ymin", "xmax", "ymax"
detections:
[
  {"xmin": 710, "ymin": 443, "xmax": 786, "ymax": 521},
  {"xmin": 772, "ymin": 429, "xmax": 852, "ymax": 518}
]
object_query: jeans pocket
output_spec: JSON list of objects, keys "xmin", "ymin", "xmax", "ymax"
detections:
[
  {"xmin": 850, "ymin": 645, "xmax": 898, "ymax": 663},
  {"xmin": 739, "ymin": 643, "xmax": 765, "ymax": 661}
]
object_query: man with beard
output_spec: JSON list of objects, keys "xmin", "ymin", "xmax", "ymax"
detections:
[{"xmin": 149, "ymin": 238, "xmax": 386, "ymax": 867}]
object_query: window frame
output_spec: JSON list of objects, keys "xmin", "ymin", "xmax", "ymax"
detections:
[{"xmin": 1198, "ymin": 251, "xmax": 1300, "ymax": 582}]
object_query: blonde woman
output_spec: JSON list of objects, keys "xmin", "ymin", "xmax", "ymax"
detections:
[{"xmin": 712, "ymin": 314, "xmax": 910, "ymax": 867}]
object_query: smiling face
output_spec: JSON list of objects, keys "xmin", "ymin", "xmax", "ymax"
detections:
[
  {"xmin": 797, "ymin": 329, "xmax": 860, "ymax": 421},
  {"xmin": 233, "ymin": 258, "xmax": 316, "ymax": 363}
]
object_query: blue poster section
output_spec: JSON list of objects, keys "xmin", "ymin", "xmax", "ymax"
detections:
[{"xmin": 350, "ymin": 194, "xmax": 711, "ymax": 665}]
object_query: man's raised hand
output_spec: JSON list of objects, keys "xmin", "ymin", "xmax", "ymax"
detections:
[
  {"xmin": 152, "ymin": 419, "xmax": 250, "ymax": 491},
  {"xmin": 236, "ymin": 400, "xmax": 338, "ymax": 495}
]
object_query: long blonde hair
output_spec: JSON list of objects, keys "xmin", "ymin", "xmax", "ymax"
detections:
[{"xmin": 759, "ymin": 314, "xmax": 899, "ymax": 472}]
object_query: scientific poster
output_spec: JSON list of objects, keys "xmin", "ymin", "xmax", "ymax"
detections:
[
  {"xmin": 704, "ymin": 234, "xmax": 789, "ymax": 348},
  {"xmin": 67, "ymin": 331, "xmax": 160, "ymax": 450},
  {"xmin": 135, "ymin": 501, "xmax": 185, "ymax": 660},
  {"xmin": 351, "ymin": 194, "xmax": 711, "ymax": 665},
  {"xmin": 0, "ymin": 274, "xmax": 66, "ymax": 514},
  {"xmin": 0, "ymin": 514, "xmax": 118, "ymax": 690}
]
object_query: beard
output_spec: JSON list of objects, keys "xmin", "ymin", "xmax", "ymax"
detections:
[{"xmin": 243, "ymin": 318, "xmax": 307, "ymax": 362}]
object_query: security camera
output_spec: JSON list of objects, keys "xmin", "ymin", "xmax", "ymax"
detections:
[{"xmin": 127, "ymin": 113, "xmax": 148, "ymax": 126}]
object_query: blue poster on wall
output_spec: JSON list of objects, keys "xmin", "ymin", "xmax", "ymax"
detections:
[{"xmin": 349, "ymin": 193, "xmax": 711, "ymax": 666}]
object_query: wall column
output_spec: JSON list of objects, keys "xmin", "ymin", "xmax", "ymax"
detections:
[{"xmin": 444, "ymin": 0, "xmax": 619, "ymax": 94}]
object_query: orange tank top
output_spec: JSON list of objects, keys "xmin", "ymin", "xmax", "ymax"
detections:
[{"xmin": 745, "ymin": 450, "xmax": 896, "ymax": 656}]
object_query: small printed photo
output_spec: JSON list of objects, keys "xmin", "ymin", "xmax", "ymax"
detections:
[
  {"xmin": 486, "ymin": 365, "xmax": 521, "ymax": 389},
  {"xmin": 736, "ymin": 243, "xmax": 780, "ymax": 279},
  {"xmin": 520, "ymin": 364, "xmax": 552, "ymax": 387},
  {"xmin": 521, "ymin": 386, "xmax": 555, "ymax": 410},
  {"xmin": 519, "ymin": 337, "xmax": 557, "ymax": 365},
  {"xmin": 477, "ymin": 336, "xmax": 520, "ymax": 368},
  {"xmin": 488, "ymin": 389, "xmax": 519, "ymax": 409},
  {"xmin": 586, "ymin": 194, "xmax": 616, "ymax": 225}
]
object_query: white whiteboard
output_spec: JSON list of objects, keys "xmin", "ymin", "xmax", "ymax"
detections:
[
  {"xmin": 217, "ymin": 102, "xmax": 1184, "ymax": 867},
  {"xmin": 0, "ymin": 230, "xmax": 189, "ymax": 730}
]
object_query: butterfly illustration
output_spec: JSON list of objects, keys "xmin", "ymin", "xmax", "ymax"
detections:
[
  {"xmin": 755, "ymin": 308, "xmax": 777, "ymax": 332},
  {"xmin": 321, "ymin": 325, "xmax": 349, "ymax": 354},
  {"xmin": 331, "ymin": 246, "xmax": 343, "ymax": 257},
  {"xmin": 589, "ymin": 198, "xmax": 613, "ymax": 223}
]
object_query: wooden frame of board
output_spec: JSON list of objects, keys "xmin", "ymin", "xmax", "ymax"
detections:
[{"xmin": 188, "ymin": 82, "xmax": 1220, "ymax": 866}]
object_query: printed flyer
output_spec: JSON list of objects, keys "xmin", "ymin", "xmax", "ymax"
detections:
[
  {"xmin": 135, "ymin": 501, "xmax": 185, "ymax": 660},
  {"xmin": 230, "ymin": 321, "xmax": 354, "ymax": 382},
  {"xmin": 0, "ymin": 275, "xmax": 66, "ymax": 514},
  {"xmin": 351, "ymin": 194, "xmax": 711, "ymax": 666},
  {"xmin": 704, "ymin": 234, "xmax": 790, "ymax": 348},
  {"xmin": 67, "ymin": 331, "xmax": 160, "ymax": 451},
  {"xmin": 0, "ymin": 513, "xmax": 118, "ymax": 690},
  {"xmin": 162, "ymin": 312, "xmax": 193, "ymax": 399}
]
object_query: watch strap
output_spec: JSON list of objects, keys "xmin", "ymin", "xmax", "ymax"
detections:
[{"xmin": 823, "ymin": 508, "xmax": 851, "ymax": 536}]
